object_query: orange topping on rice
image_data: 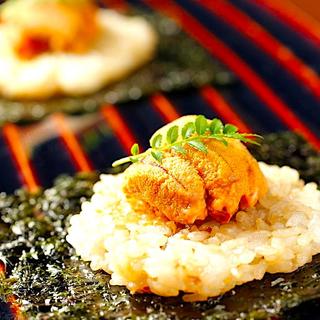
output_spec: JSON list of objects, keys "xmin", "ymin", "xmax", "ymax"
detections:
[
  {"xmin": 122, "ymin": 116, "xmax": 268, "ymax": 224},
  {"xmin": 1, "ymin": 0, "xmax": 99, "ymax": 59}
]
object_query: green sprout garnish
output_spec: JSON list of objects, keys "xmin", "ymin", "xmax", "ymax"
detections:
[{"xmin": 112, "ymin": 115, "xmax": 262, "ymax": 167}]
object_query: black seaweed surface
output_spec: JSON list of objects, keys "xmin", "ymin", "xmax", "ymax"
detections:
[
  {"xmin": 1, "ymin": 132, "xmax": 320, "ymax": 320},
  {"xmin": 248, "ymin": 131, "xmax": 320, "ymax": 186},
  {"xmin": 0, "ymin": 9, "xmax": 233, "ymax": 124}
]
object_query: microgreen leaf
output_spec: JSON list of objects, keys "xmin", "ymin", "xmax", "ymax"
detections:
[
  {"xmin": 112, "ymin": 115, "xmax": 261, "ymax": 167},
  {"xmin": 187, "ymin": 140, "xmax": 208, "ymax": 153},
  {"xmin": 166, "ymin": 126, "xmax": 179, "ymax": 144},
  {"xmin": 181, "ymin": 122, "xmax": 195, "ymax": 139},
  {"xmin": 210, "ymin": 119, "xmax": 223, "ymax": 134},
  {"xmin": 131, "ymin": 143, "xmax": 140, "ymax": 156},
  {"xmin": 235, "ymin": 135, "xmax": 260, "ymax": 145},
  {"xmin": 151, "ymin": 150, "xmax": 163, "ymax": 163},
  {"xmin": 195, "ymin": 115, "xmax": 208, "ymax": 135},
  {"xmin": 172, "ymin": 144, "xmax": 187, "ymax": 155},
  {"xmin": 130, "ymin": 156, "xmax": 139, "ymax": 163},
  {"xmin": 213, "ymin": 137, "xmax": 228, "ymax": 146},
  {"xmin": 112, "ymin": 156, "xmax": 133, "ymax": 167},
  {"xmin": 150, "ymin": 134, "xmax": 162, "ymax": 149},
  {"xmin": 223, "ymin": 124, "xmax": 238, "ymax": 134},
  {"xmin": 232, "ymin": 133, "xmax": 262, "ymax": 145}
]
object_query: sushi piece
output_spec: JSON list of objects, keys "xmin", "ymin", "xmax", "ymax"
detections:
[
  {"xmin": 2, "ymin": 132, "xmax": 320, "ymax": 319},
  {"xmin": 123, "ymin": 116, "xmax": 267, "ymax": 224},
  {"xmin": 67, "ymin": 116, "xmax": 320, "ymax": 301},
  {"xmin": 0, "ymin": 7, "xmax": 229, "ymax": 123},
  {"xmin": 0, "ymin": 0, "xmax": 157, "ymax": 99}
]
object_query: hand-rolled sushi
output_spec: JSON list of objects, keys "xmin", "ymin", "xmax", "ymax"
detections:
[
  {"xmin": 67, "ymin": 115, "xmax": 320, "ymax": 301},
  {"xmin": 0, "ymin": 0, "xmax": 157, "ymax": 99}
]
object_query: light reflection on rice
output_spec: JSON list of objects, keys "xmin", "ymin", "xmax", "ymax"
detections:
[{"xmin": 67, "ymin": 163, "xmax": 320, "ymax": 301}]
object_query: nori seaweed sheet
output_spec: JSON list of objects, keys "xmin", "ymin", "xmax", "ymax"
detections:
[
  {"xmin": 0, "ymin": 10, "xmax": 234, "ymax": 124},
  {"xmin": 1, "ymin": 132, "xmax": 320, "ymax": 320},
  {"xmin": 248, "ymin": 131, "xmax": 320, "ymax": 186}
]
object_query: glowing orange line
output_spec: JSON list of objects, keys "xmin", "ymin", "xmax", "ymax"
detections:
[
  {"xmin": 200, "ymin": 86, "xmax": 252, "ymax": 133},
  {"xmin": 2, "ymin": 124, "xmax": 39, "ymax": 193},
  {"xmin": 200, "ymin": 0, "xmax": 320, "ymax": 99},
  {"xmin": 102, "ymin": 0, "xmax": 128, "ymax": 11},
  {"xmin": 101, "ymin": 105, "xmax": 137, "ymax": 154},
  {"xmin": 52, "ymin": 113, "xmax": 93, "ymax": 172},
  {"xmin": 2, "ymin": 126, "xmax": 37, "ymax": 319},
  {"xmin": 0, "ymin": 212, "xmax": 25, "ymax": 319},
  {"xmin": 144, "ymin": 0, "xmax": 320, "ymax": 150},
  {"xmin": 256, "ymin": 0, "xmax": 320, "ymax": 47},
  {"xmin": 150, "ymin": 94, "xmax": 180, "ymax": 122},
  {"xmin": 6, "ymin": 295, "xmax": 25, "ymax": 319}
]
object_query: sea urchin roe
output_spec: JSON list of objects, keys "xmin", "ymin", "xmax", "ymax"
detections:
[
  {"xmin": 122, "ymin": 116, "xmax": 268, "ymax": 224},
  {"xmin": 1, "ymin": 0, "xmax": 99, "ymax": 59}
]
